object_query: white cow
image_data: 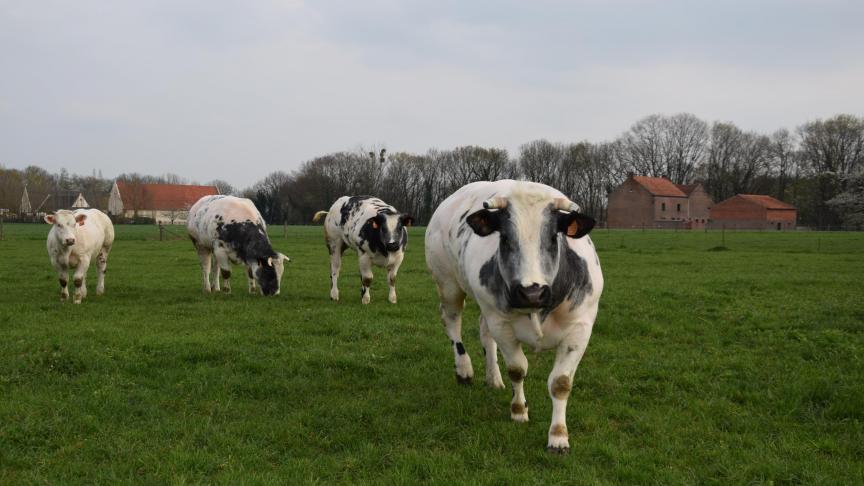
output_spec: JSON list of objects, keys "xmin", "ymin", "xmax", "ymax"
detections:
[
  {"xmin": 425, "ymin": 180, "xmax": 604, "ymax": 453},
  {"xmin": 187, "ymin": 195, "xmax": 288, "ymax": 296},
  {"xmin": 45, "ymin": 209, "xmax": 115, "ymax": 304},
  {"xmin": 312, "ymin": 196, "xmax": 413, "ymax": 304}
]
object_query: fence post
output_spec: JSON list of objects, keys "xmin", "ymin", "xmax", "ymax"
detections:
[
  {"xmin": 722, "ymin": 225, "xmax": 725, "ymax": 247},
  {"xmin": 159, "ymin": 223, "xmax": 164, "ymax": 241},
  {"xmin": 0, "ymin": 216, "xmax": 4, "ymax": 241},
  {"xmin": 283, "ymin": 222, "xmax": 288, "ymax": 239}
]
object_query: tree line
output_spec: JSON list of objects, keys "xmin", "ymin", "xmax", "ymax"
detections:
[{"xmin": 2, "ymin": 113, "xmax": 862, "ymax": 228}]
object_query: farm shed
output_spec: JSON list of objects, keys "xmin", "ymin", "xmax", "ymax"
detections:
[
  {"xmin": 108, "ymin": 181, "xmax": 218, "ymax": 224},
  {"xmin": 607, "ymin": 175, "xmax": 713, "ymax": 229},
  {"xmin": 709, "ymin": 194, "xmax": 797, "ymax": 230}
]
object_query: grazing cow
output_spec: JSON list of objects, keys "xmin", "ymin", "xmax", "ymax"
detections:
[
  {"xmin": 187, "ymin": 195, "xmax": 289, "ymax": 296},
  {"xmin": 45, "ymin": 209, "xmax": 115, "ymax": 304},
  {"xmin": 425, "ymin": 180, "xmax": 603, "ymax": 453},
  {"xmin": 312, "ymin": 196, "xmax": 413, "ymax": 304}
]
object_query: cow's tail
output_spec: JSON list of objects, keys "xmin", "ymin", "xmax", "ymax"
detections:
[{"xmin": 312, "ymin": 211, "xmax": 329, "ymax": 223}]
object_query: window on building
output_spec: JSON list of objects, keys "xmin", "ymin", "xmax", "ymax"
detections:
[
  {"xmin": 661, "ymin": 202, "xmax": 666, "ymax": 211},
  {"xmin": 677, "ymin": 203, "xmax": 681, "ymax": 212}
]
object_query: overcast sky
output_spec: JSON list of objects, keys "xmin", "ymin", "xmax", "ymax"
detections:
[{"xmin": 1, "ymin": 0, "xmax": 862, "ymax": 188}]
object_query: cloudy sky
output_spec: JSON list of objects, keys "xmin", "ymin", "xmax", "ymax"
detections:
[{"xmin": 1, "ymin": 0, "xmax": 862, "ymax": 188}]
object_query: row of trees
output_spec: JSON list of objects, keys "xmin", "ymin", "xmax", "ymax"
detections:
[
  {"xmin": 244, "ymin": 113, "xmax": 863, "ymax": 227},
  {"xmin": 2, "ymin": 113, "xmax": 862, "ymax": 227}
]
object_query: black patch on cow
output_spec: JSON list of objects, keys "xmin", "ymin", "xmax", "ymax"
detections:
[
  {"xmin": 59, "ymin": 278, "xmax": 67, "ymax": 288},
  {"xmin": 220, "ymin": 268, "xmax": 231, "ymax": 280},
  {"xmin": 358, "ymin": 212, "xmax": 409, "ymax": 256},
  {"xmin": 340, "ymin": 196, "xmax": 373, "ymax": 226},
  {"xmin": 246, "ymin": 267, "xmax": 254, "ymax": 279},
  {"xmin": 73, "ymin": 278, "xmax": 82, "ymax": 288},
  {"xmin": 215, "ymin": 220, "xmax": 279, "ymax": 296},
  {"xmin": 479, "ymin": 255, "xmax": 509, "ymax": 310},
  {"xmin": 541, "ymin": 244, "xmax": 593, "ymax": 320},
  {"xmin": 455, "ymin": 342, "xmax": 466, "ymax": 355}
]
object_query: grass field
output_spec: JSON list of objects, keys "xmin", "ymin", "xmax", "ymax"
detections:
[{"xmin": 1, "ymin": 223, "xmax": 863, "ymax": 483}]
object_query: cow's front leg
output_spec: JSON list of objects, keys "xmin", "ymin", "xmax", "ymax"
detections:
[
  {"xmin": 56, "ymin": 264, "xmax": 70, "ymax": 301},
  {"xmin": 546, "ymin": 321, "xmax": 594, "ymax": 454},
  {"xmin": 479, "ymin": 315, "xmax": 504, "ymax": 389},
  {"xmin": 386, "ymin": 252, "xmax": 403, "ymax": 304},
  {"xmin": 246, "ymin": 266, "xmax": 257, "ymax": 294},
  {"xmin": 488, "ymin": 318, "xmax": 529, "ymax": 422},
  {"xmin": 71, "ymin": 255, "xmax": 91, "ymax": 304},
  {"xmin": 358, "ymin": 253, "xmax": 373, "ymax": 304}
]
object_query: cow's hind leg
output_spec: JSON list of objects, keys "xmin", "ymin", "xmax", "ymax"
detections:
[
  {"xmin": 480, "ymin": 315, "xmax": 505, "ymax": 389},
  {"xmin": 546, "ymin": 321, "xmax": 595, "ymax": 454},
  {"xmin": 328, "ymin": 242, "xmax": 344, "ymax": 301},
  {"xmin": 358, "ymin": 253, "xmax": 374, "ymax": 304},
  {"xmin": 437, "ymin": 285, "xmax": 473, "ymax": 384},
  {"xmin": 95, "ymin": 245, "xmax": 110, "ymax": 295},
  {"xmin": 196, "ymin": 248, "xmax": 213, "ymax": 293},
  {"xmin": 213, "ymin": 247, "xmax": 232, "ymax": 293}
]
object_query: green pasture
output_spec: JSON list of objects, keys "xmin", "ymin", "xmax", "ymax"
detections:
[{"xmin": 1, "ymin": 223, "xmax": 862, "ymax": 483}]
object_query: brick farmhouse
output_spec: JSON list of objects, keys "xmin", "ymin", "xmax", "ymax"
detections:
[
  {"xmin": 708, "ymin": 194, "xmax": 797, "ymax": 230},
  {"xmin": 607, "ymin": 175, "xmax": 713, "ymax": 229}
]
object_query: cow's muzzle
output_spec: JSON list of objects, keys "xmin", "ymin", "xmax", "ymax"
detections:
[
  {"xmin": 510, "ymin": 283, "xmax": 551, "ymax": 309},
  {"xmin": 64, "ymin": 238, "xmax": 76, "ymax": 246},
  {"xmin": 385, "ymin": 242, "xmax": 401, "ymax": 252}
]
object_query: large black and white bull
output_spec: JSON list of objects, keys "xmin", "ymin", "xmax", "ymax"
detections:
[
  {"xmin": 425, "ymin": 180, "xmax": 603, "ymax": 453},
  {"xmin": 313, "ymin": 196, "xmax": 412, "ymax": 304},
  {"xmin": 45, "ymin": 209, "xmax": 115, "ymax": 304},
  {"xmin": 187, "ymin": 195, "xmax": 288, "ymax": 296}
]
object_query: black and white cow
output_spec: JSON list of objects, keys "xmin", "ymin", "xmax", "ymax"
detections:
[
  {"xmin": 45, "ymin": 209, "xmax": 115, "ymax": 304},
  {"xmin": 425, "ymin": 180, "xmax": 603, "ymax": 453},
  {"xmin": 187, "ymin": 195, "xmax": 288, "ymax": 296},
  {"xmin": 313, "ymin": 196, "xmax": 413, "ymax": 304}
]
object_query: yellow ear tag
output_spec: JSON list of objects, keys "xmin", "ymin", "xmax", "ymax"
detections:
[{"xmin": 567, "ymin": 220, "xmax": 578, "ymax": 237}]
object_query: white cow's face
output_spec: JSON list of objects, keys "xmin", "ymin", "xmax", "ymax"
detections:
[
  {"xmin": 45, "ymin": 210, "xmax": 86, "ymax": 247},
  {"xmin": 466, "ymin": 190, "xmax": 595, "ymax": 311}
]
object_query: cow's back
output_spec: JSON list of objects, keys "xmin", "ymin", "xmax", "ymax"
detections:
[{"xmin": 188, "ymin": 195, "xmax": 265, "ymax": 248}]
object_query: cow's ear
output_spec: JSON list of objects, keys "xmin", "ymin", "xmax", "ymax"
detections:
[
  {"xmin": 558, "ymin": 211, "xmax": 595, "ymax": 239},
  {"xmin": 75, "ymin": 214, "xmax": 87, "ymax": 226},
  {"xmin": 44, "ymin": 214, "xmax": 55, "ymax": 224},
  {"xmin": 368, "ymin": 216, "xmax": 381, "ymax": 230},
  {"xmin": 400, "ymin": 214, "xmax": 414, "ymax": 227},
  {"xmin": 257, "ymin": 257, "xmax": 267, "ymax": 269},
  {"xmin": 466, "ymin": 209, "xmax": 500, "ymax": 237}
]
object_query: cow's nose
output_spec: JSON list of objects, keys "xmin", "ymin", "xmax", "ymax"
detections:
[
  {"xmin": 64, "ymin": 238, "xmax": 75, "ymax": 246},
  {"xmin": 512, "ymin": 283, "xmax": 551, "ymax": 308},
  {"xmin": 386, "ymin": 242, "xmax": 400, "ymax": 252}
]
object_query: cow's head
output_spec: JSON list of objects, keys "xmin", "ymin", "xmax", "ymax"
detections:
[
  {"xmin": 363, "ymin": 211, "xmax": 413, "ymax": 254},
  {"xmin": 466, "ymin": 190, "xmax": 594, "ymax": 312},
  {"xmin": 45, "ymin": 210, "xmax": 86, "ymax": 247},
  {"xmin": 252, "ymin": 252, "xmax": 290, "ymax": 296}
]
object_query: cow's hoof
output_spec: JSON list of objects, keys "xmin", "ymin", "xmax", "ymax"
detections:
[
  {"xmin": 361, "ymin": 295, "xmax": 371, "ymax": 305},
  {"xmin": 388, "ymin": 295, "xmax": 397, "ymax": 304},
  {"xmin": 486, "ymin": 375, "xmax": 505, "ymax": 389},
  {"xmin": 330, "ymin": 289, "xmax": 339, "ymax": 301},
  {"xmin": 96, "ymin": 288, "xmax": 104, "ymax": 296},
  {"xmin": 546, "ymin": 445, "xmax": 570, "ymax": 455},
  {"xmin": 456, "ymin": 374, "xmax": 473, "ymax": 385}
]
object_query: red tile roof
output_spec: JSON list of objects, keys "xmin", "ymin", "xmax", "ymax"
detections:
[
  {"xmin": 737, "ymin": 194, "xmax": 796, "ymax": 210},
  {"xmin": 675, "ymin": 183, "xmax": 700, "ymax": 196},
  {"xmin": 116, "ymin": 182, "xmax": 218, "ymax": 210},
  {"xmin": 632, "ymin": 176, "xmax": 687, "ymax": 197}
]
